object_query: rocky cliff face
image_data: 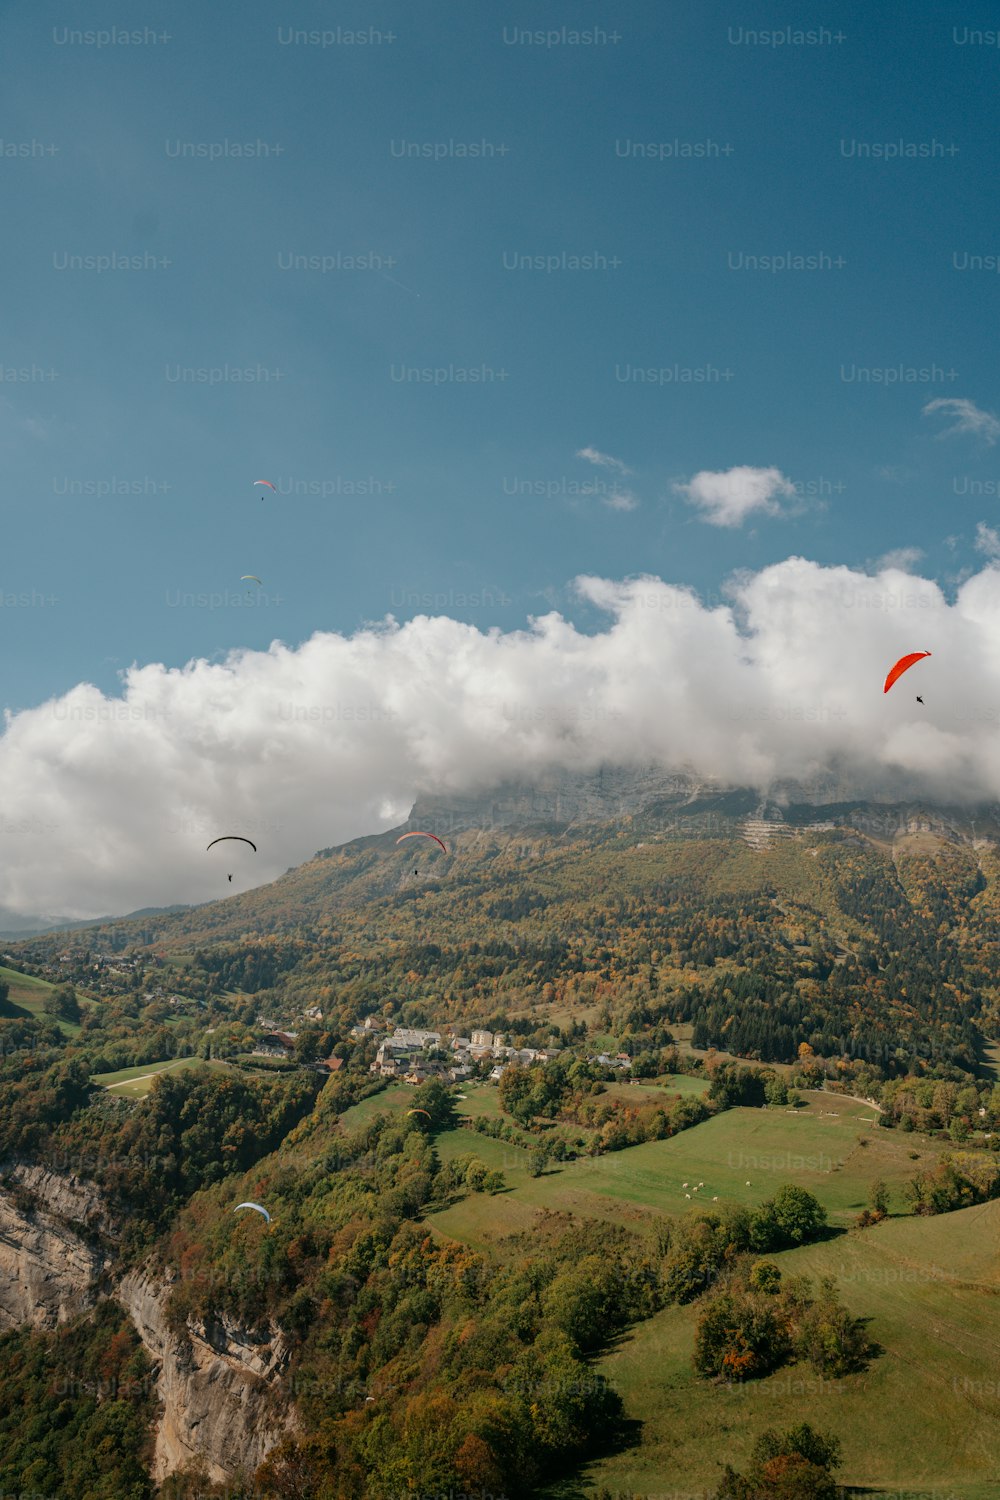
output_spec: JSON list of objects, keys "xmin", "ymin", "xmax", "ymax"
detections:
[
  {"xmin": 410, "ymin": 765, "xmax": 720, "ymax": 833},
  {"xmin": 117, "ymin": 1267, "xmax": 295, "ymax": 1485},
  {"xmin": 0, "ymin": 1166, "xmax": 295, "ymax": 1484},
  {"xmin": 0, "ymin": 1163, "xmax": 114, "ymax": 1331},
  {"xmin": 409, "ymin": 765, "xmax": 1000, "ymax": 841}
]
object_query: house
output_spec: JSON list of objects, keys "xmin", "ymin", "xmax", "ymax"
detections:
[
  {"xmin": 303, "ymin": 1006, "xmax": 323, "ymax": 1022},
  {"xmin": 489, "ymin": 1064, "xmax": 507, "ymax": 1082},
  {"xmin": 470, "ymin": 1030, "xmax": 493, "ymax": 1048},
  {"xmin": 253, "ymin": 1031, "xmax": 297, "ymax": 1059},
  {"xmin": 312, "ymin": 1055, "xmax": 344, "ymax": 1075},
  {"xmin": 362, "ymin": 1014, "xmax": 389, "ymax": 1031},
  {"xmin": 448, "ymin": 1064, "xmax": 473, "ymax": 1082},
  {"xmin": 404, "ymin": 1062, "xmax": 439, "ymax": 1084},
  {"xmin": 451, "ymin": 1037, "xmax": 472, "ymax": 1052}
]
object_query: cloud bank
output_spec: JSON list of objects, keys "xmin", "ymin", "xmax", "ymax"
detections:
[{"xmin": 3, "ymin": 557, "xmax": 1000, "ymax": 918}]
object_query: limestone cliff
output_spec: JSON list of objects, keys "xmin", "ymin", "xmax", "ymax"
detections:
[
  {"xmin": 0, "ymin": 1162, "xmax": 114, "ymax": 1330},
  {"xmin": 117, "ymin": 1266, "xmax": 296, "ymax": 1484},
  {"xmin": 0, "ymin": 1165, "xmax": 295, "ymax": 1484}
]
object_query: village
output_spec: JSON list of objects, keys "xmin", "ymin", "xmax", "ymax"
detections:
[{"xmin": 250, "ymin": 1013, "xmax": 634, "ymax": 1086}]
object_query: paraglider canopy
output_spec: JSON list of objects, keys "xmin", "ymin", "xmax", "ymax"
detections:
[
  {"xmin": 233, "ymin": 1201, "xmax": 271, "ymax": 1224},
  {"xmin": 207, "ymin": 836, "xmax": 257, "ymax": 852},
  {"xmin": 241, "ymin": 575, "xmax": 263, "ymax": 585},
  {"xmin": 407, "ymin": 1108, "xmax": 432, "ymax": 1120},
  {"xmin": 396, "ymin": 831, "xmax": 448, "ymax": 855},
  {"xmin": 253, "ymin": 480, "xmax": 276, "ymax": 489},
  {"xmin": 883, "ymin": 651, "xmax": 931, "ymax": 694}
]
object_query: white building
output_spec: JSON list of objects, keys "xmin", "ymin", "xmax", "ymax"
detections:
[
  {"xmin": 392, "ymin": 1028, "xmax": 442, "ymax": 1049},
  {"xmin": 471, "ymin": 1030, "xmax": 493, "ymax": 1048}
]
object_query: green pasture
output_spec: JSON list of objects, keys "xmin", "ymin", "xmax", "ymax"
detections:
[
  {"xmin": 427, "ymin": 1103, "xmax": 956, "ymax": 1253},
  {"xmin": 91, "ymin": 1056, "xmax": 227, "ymax": 1098},
  {"xmin": 0, "ymin": 963, "xmax": 98, "ymax": 1037},
  {"xmin": 335, "ymin": 1083, "xmax": 415, "ymax": 1130},
  {"xmin": 569, "ymin": 1200, "xmax": 1000, "ymax": 1500}
]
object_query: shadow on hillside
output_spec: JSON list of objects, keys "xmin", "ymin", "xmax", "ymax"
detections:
[
  {"xmin": 588, "ymin": 1324, "xmax": 637, "ymax": 1360},
  {"xmin": 538, "ymin": 1414, "xmax": 645, "ymax": 1500}
]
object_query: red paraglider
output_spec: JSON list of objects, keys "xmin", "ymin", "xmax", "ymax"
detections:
[
  {"xmin": 396, "ymin": 831, "xmax": 448, "ymax": 854},
  {"xmin": 884, "ymin": 652, "xmax": 931, "ymax": 694},
  {"xmin": 253, "ymin": 480, "xmax": 276, "ymax": 490}
]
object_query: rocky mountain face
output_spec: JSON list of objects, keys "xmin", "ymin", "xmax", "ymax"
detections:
[
  {"xmin": 118, "ymin": 1268, "xmax": 295, "ymax": 1485},
  {"xmin": 408, "ymin": 764, "xmax": 1000, "ymax": 842},
  {"xmin": 0, "ymin": 1166, "xmax": 295, "ymax": 1484},
  {"xmin": 0, "ymin": 1163, "xmax": 114, "ymax": 1331}
]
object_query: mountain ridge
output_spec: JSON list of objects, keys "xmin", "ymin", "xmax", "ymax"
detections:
[{"xmin": 10, "ymin": 765, "xmax": 1000, "ymax": 953}]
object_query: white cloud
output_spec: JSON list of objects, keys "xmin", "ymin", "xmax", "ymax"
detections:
[
  {"xmin": 3, "ymin": 559, "xmax": 1000, "ymax": 919},
  {"xmin": 577, "ymin": 446, "xmax": 633, "ymax": 475},
  {"xmin": 603, "ymin": 489, "xmax": 639, "ymax": 512},
  {"xmin": 974, "ymin": 522, "xmax": 1000, "ymax": 558},
  {"xmin": 871, "ymin": 547, "xmax": 923, "ymax": 572},
  {"xmin": 923, "ymin": 397, "xmax": 1000, "ymax": 445},
  {"xmin": 674, "ymin": 466, "xmax": 797, "ymax": 527}
]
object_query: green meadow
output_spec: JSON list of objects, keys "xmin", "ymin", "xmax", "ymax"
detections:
[
  {"xmin": 565, "ymin": 1200, "xmax": 1000, "ymax": 1500},
  {"xmin": 0, "ymin": 962, "xmax": 97, "ymax": 1038},
  {"xmin": 427, "ymin": 1097, "xmax": 953, "ymax": 1252},
  {"xmin": 91, "ymin": 1056, "xmax": 229, "ymax": 1098}
]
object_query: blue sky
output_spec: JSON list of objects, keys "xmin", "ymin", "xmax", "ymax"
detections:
[
  {"xmin": 6, "ymin": 1, "xmax": 1000, "ymax": 918},
  {"xmin": 3, "ymin": 0, "xmax": 1000, "ymax": 711}
]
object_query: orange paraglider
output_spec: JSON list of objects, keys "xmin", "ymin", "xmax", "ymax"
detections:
[{"xmin": 883, "ymin": 651, "xmax": 931, "ymax": 694}]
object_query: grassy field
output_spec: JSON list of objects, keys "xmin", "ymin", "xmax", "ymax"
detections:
[
  {"xmin": 427, "ymin": 1099, "xmax": 954, "ymax": 1252},
  {"xmin": 557, "ymin": 1199, "xmax": 1000, "ymax": 1500},
  {"xmin": 411, "ymin": 1074, "xmax": 999, "ymax": 1498},
  {"xmin": 336, "ymin": 1080, "xmax": 514, "ymax": 1131},
  {"xmin": 982, "ymin": 1039, "xmax": 1000, "ymax": 1081},
  {"xmin": 608, "ymin": 1074, "xmax": 711, "ymax": 1101},
  {"xmin": 0, "ymin": 962, "xmax": 98, "ymax": 1037},
  {"xmin": 90, "ymin": 1056, "xmax": 229, "ymax": 1098},
  {"xmin": 335, "ymin": 1082, "xmax": 414, "ymax": 1129}
]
